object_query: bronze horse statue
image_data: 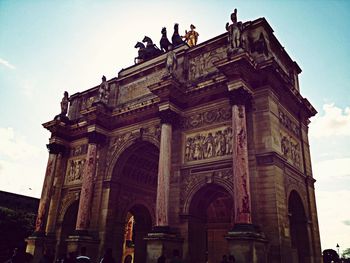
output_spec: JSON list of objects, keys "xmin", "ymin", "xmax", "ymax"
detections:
[
  {"xmin": 142, "ymin": 36, "xmax": 163, "ymax": 60},
  {"xmin": 172, "ymin": 23, "xmax": 184, "ymax": 47},
  {"xmin": 134, "ymin": 41, "xmax": 146, "ymax": 64},
  {"xmin": 160, "ymin": 27, "xmax": 172, "ymax": 52}
]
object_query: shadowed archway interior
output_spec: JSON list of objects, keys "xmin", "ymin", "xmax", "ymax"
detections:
[
  {"xmin": 289, "ymin": 190, "xmax": 311, "ymax": 263},
  {"xmin": 111, "ymin": 141, "xmax": 159, "ymax": 263},
  {"xmin": 188, "ymin": 184, "xmax": 233, "ymax": 263}
]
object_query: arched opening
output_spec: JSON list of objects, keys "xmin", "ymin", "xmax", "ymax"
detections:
[
  {"xmin": 188, "ymin": 184, "xmax": 233, "ymax": 263},
  {"xmin": 122, "ymin": 205, "xmax": 152, "ymax": 263},
  {"xmin": 58, "ymin": 201, "xmax": 79, "ymax": 257},
  {"xmin": 112, "ymin": 141, "xmax": 159, "ymax": 263},
  {"xmin": 288, "ymin": 190, "xmax": 310, "ymax": 263}
]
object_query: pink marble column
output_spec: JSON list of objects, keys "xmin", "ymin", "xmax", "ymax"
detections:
[
  {"xmin": 75, "ymin": 143, "xmax": 97, "ymax": 231},
  {"xmin": 156, "ymin": 122, "xmax": 172, "ymax": 226},
  {"xmin": 232, "ymin": 104, "xmax": 252, "ymax": 224},
  {"xmin": 35, "ymin": 143, "xmax": 64, "ymax": 233}
]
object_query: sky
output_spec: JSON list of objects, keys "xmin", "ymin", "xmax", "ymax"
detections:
[{"xmin": 0, "ymin": 0, "xmax": 350, "ymax": 254}]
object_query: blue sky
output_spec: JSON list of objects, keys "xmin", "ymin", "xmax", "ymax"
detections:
[{"xmin": 1, "ymin": 0, "xmax": 349, "ymax": 253}]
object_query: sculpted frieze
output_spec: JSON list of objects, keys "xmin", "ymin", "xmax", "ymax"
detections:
[
  {"xmin": 70, "ymin": 144, "xmax": 88, "ymax": 157},
  {"xmin": 180, "ymin": 168, "xmax": 233, "ymax": 207},
  {"xmin": 65, "ymin": 158, "xmax": 86, "ymax": 184},
  {"xmin": 280, "ymin": 131, "xmax": 301, "ymax": 168},
  {"xmin": 184, "ymin": 126, "xmax": 232, "ymax": 163},
  {"xmin": 189, "ymin": 47, "xmax": 226, "ymax": 81},
  {"xmin": 106, "ymin": 125, "xmax": 161, "ymax": 168},
  {"xmin": 118, "ymin": 69, "xmax": 166, "ymax": 105},
  {"xmin": 279, "ymin": 110, "xmax": 300, "ymax": 137},
  {"xmin": 81, "ymin": 96, "xmax": 96, "ymax": 110},
  {"xmin": 182, "ymin": 107, "xmax": 231, "ymax": 130}
]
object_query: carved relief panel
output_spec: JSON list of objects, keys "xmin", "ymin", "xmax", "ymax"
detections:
[
  {"xmin": 184, "ymin": 125, "xmax": 233, "ymax": 164},
  {"xmin": 64, "ymin": 144, "xmax": 88, "ymax": 185},
  {"xmin": 189, "ymin": 47, "xmax": 226, "ymax": 81},
  {"xmin": 280, "ymin": 131, "xmax": 301, "ymax": 168}
]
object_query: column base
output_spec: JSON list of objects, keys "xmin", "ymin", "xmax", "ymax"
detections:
[
  {"xmin": 144, "ymin": 226, "xmax": 183, "ymax": 263},
  {"xmin": 26, "ymin": 232, "xmax": 55, "ymax": 262},
  {"xmin": 225, "ymin": 224, "xmax": 268, "ymax": 263},
  {"xmin": 65, "ymin": 233, "xmax": 99, "ymax": 262}
]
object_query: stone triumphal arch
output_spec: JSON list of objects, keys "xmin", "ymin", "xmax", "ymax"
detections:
[{"xmin": 27, "ymin": 9, "xmax": 321, "ymax": 263}]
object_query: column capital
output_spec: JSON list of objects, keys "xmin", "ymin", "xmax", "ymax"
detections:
[
  {"xmin": 88, "ymin": 131, "xmax": 106, "ymax": 144},
  {"xmin": 46, "ymin": 143, "xmax": 66, "ymax": 155},
  {"xmin": 159, "ymin": 109, "xmax": 180, "ymax": 126},
  {"xmin": 228, "ymin": 87, "xmax": 252, "ymax": 107},
  {"xmin": 227, "ymin": 79, "xmax": 253, "ymax": 107}
]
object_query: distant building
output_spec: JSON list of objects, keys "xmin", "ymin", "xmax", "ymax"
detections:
[
  {"xmin": 0, "ymin": 191, "xmax": 39, "ymax": 262},
  {"xmin": 27, "ymin": 9, "xmax": 321, "ymax": 263},
  {"xmin": 0, "ymin": 190, "xmax": 39, "ymax": 213}
]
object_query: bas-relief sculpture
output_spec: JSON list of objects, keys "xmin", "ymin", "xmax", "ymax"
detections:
[
  {"xmin": 280, "ymin": 131, "xmax": 301, "ymax": 168},
  {"xmin": 117, "ymin": 70, "xmax": 165, "ymax": 105},
  {"xmin": 182, "ymin": 107, "xmax": 231, "ymax": 130},
  {"xmin": 70, "ymin": 144, "xmax": 88, "ymax": 157},
  {"xmin": 65, "ymin": 158, "xmax": 86, "ymax": 184},
  {"xmin": 184, "ymin": 126, "xmax": 233, "ymax": 162},
  {"xmin": 279, "ymin": 110, "xmax": 300, "ymax": 137},
  {"xmin": 189, "ymin": 47, "xmax": 226, "ymax": 81}
]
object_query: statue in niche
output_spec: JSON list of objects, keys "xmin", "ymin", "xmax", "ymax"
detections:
[
  {"xmin": 97, "ymin": 75, "xmax": 109, "ymax": 105},
  {"xmin": 226, "ymin": 9, "xmax": 243, "ymax": 57},
  {"xmin": 172, "ymin": 23, "xmax": 185, "ymax": 47},
  {"xmin": 164, "ymin": 44, "xmax": 178, "ymax": 78},
  {"xmin": 182, "ymin": 24, "xmax": 199, "ymax": 47}
]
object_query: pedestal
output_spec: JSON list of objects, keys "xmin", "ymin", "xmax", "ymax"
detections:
[
  {"xmin": 65, "ymin": 234, "xmax": 99, "ymax": 262},
  {"xmin": 145, "ymin": 227, "xmax": 183, "ymax": 263},
  {"xmin": 226, "ymin": 224, "xmax": 268, "ymax": 263},
  {"xmin": 26, "ymin": 233, "xmax": 55, "ymax": 262}
]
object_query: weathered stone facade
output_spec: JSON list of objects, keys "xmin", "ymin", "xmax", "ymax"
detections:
[{"xmin": 27, "ymin": 12, "xmax": 321, "ymax": 263}]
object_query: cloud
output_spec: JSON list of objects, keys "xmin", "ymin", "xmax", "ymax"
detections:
[
  {"xmin": 0, "ymin": 57, "xmax": 15, "ymax": 69},
  {"xmin": 316, "ymin": 190, "xmax": 350, "ymax": 250},
  {"xmin": 0, "ymin": 127, "xmax": 42, "ymax": 160},
  {"xmin": 343, "ymin": 220, "xmax": 350, "ymax": 226},
  {"xmin": 314, "ymin": 157, "xmax": 350, "ymax": 180},
  {"xmin": 310, "ymin": 104, "xmax": 350, "ymax": 138},
  {"xmin": 0, "ymin": 127, "xmax": 47, "ymax": 197}
]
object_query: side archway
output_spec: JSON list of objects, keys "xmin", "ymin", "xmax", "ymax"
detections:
[{"xmin": 288, "ymin": 190, "xmax": 310, "ymax": 263}]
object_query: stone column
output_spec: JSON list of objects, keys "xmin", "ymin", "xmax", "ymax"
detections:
[
  {"xmin": 27, "ymin": 143, "xmax": 65, "ymax": 260},
  {"xmin": 75, "ymin": 141, "xmax": 98, "ymax": 232},
  {"xmin": 35, "ymin": 143, "xmax": 65, "ymax": 233},
  {"xmin": 146, "ymin": 109, "xmax": 183, "ymax": 263},
  {"xmin": 156, "ymin": 118, "xmax": 172, "ymax": 227},
  {"xmin": 231, "ymin": 102, "xmax": 252, "ymax": 225},
  {"xmin": 226, "ymin": 87, "xmax": 267, "ymax": 263}
]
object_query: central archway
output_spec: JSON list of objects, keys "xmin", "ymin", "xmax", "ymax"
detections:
[
  {"xmin": 188, "ymin": 184, "xmax": 233, "ymax": 263},
  {"xmin": 112, "ymin": 141, "xmax": 159, "ymax": 263}
]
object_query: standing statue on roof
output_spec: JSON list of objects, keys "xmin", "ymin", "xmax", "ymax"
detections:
[
  {"xmin": 182, "ymin": 24, "xmax": 199, "ymax": 47},
  {"xmin": 97, "ymin": 75, "xmax": 109, "ymax": 105},
  {"xmin": 60, "ymin": 91, "xmax": 69, "ymax": 116},
  {"xmin": 164, "ymin": 44, "xmax": 178, "ymax": 78},
  {"xmin": 226, "ymin": 9, "xmax": 243, "ymax": 54}
]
